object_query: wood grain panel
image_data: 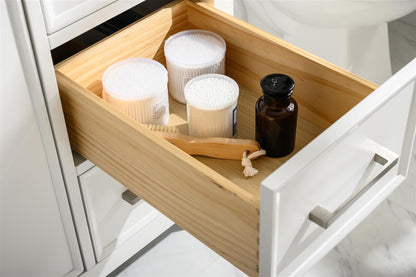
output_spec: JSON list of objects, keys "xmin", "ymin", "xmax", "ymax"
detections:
[
  {"xmin": 186, "ymin": 0, "xmax": 378, "ymax": 129},
  {"xmin": 57, "ymin": 72, "xmax": 260, "ymax": 276}
]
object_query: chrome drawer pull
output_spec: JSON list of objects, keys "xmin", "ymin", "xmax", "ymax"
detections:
[
  {"xmin": 122, "ymin": 189, "xmax": 141, "ymax": 205},
  {"xmin": 309, "ymin": 147, "xmax": 398, "ymax": 229}
]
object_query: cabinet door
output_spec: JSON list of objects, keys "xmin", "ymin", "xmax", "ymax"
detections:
[
  {"xmin": 40, "ymin": 0, "xmax": 116, "ymax": 34},
  {"xmin": 39, "ymin": 0, "xmax": 147, "ymax": 49},
  {"xmin": 0, "ymin": 1, "xmax": 82, "ymax": 275},
  {"xmin": 260, "ymin": 59, "xmax": 416, "ymax": 276}
]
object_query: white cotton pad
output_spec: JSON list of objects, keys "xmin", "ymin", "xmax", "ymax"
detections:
[
  {"xmin": 184, "ymin": 74, "xmax": 239, "ymax": 138},
  {"xmin": 102, "ymin": 58, "xmax": 169, "ymax": 125},
  {"xmin": 164, "ymin": 30, "xmax": 226, "ymax": 103}
]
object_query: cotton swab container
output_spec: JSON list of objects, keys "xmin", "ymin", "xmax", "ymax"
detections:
[
  {"xmin": 184, "ymin": 74, "xmax": 239, "ymax": 138},
  {"xmin": 102, "ymin": 58, "xmax": 169, "ymax": 125},
  {"xmin": 164, "ymin": 30, "xmax": 226, "ymax": 103}
]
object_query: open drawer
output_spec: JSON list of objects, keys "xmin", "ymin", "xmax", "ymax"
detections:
[{"xmin": 55, "ymin": 1, "xmax": 416, "ymax": 276}]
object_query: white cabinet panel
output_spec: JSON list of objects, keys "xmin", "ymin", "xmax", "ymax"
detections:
[
  {"xmin": 40, "ymin": 0, "xmax": 116, "ymax": 34},
  {"xmin": 79, "ymin": 166, "xmax": 166, "ymax": 262},
  {"xmin": 26, "ymin": 0, "xmax": 416, "ymax": 273},
  {"xmin": 260, "ymin": 59, "xmax": 416, "ymax": 276},
  {"xmin": 40, "ymin": 0, "xmax": 147, "ymax": 48},
  {"xmin": 0, "ymin": 1, "xmax": 79, "ymax": 274}
]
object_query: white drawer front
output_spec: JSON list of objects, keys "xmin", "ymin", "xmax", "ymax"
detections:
[
  {"xmin": 79, "ymin": 166, "xmax": 162, "ymax": 262},
  {"xmin": 260, "ymin": 59, "xmax": 416, "ymax": 276},
  {"xmin": 40, "ymin": 0, "xmax": 116, "ymax": 34}
]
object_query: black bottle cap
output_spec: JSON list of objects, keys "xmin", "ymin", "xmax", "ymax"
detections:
[{"xmin": 260, "ymin": 73, "xmax": 295, "ymax": 98}]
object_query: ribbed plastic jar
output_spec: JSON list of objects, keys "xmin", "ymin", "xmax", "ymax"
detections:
[
  {"xmin": 184, "ymin": 74, "xmax": 239, "ymax": 138},
  {"xmin": 164, "ymin": 30, "xmax": 226, "ymax": 103},
  {"xmin": 102, "ymin": 58, "xmax": 169, "ymax": 125}
]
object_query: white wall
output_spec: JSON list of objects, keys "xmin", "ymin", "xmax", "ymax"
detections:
[{"xmin": 399, "ymin": 10, "xmax": 416, "ymax": 27}]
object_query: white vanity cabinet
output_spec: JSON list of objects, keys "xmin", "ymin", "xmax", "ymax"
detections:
[
  {"xmin": 1, "ymin": 1, "xmax": 82, "ymax": 275},
  {"xmin": 54, "ymin": 1, "xmax": 416, "ymax": 276},
  {"xmin": 16, "ymin": 0, "xmax": 416, "ymax": 276}
]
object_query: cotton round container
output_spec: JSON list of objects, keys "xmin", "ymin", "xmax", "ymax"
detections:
[
  {"xmin": 185, "ymin": 74, "xmax": 239, "ymax": 138},
  {"xmin": 164, "ymin": 30, "xmax": 226, "ymax": 103},
  {"xmin": 102, "ymin": 58, "xmax": 169, "ymax": 125}
]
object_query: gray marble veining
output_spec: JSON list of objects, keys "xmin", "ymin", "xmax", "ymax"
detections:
[
  {"xmin": 115, "ymin": 197, "xmax": 416, "ymax": 277},
  {"xmin": 115, "ymin": 225, "xmax": 247, "ymax": 277},
  {"xmin": 307, "ymin": 199, "xmax": 416, "ymax": 277}
]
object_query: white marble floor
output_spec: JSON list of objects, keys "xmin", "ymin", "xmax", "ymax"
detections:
[
  {"xmin": 305, "ymin": 200, "xmax": 416, "ymax": 277},
  {"xmin": 111, "ymin": 12, "xmax": 416, "ymax": 277},
  {"xmin": 112, "ymin": 199, "xmax": 416, "ymax": 277},
  {"xmin": 111, "ymin": 225, "xmax": 247, "ymax": 277}
]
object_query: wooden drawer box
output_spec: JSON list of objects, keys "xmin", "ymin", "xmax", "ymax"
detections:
[{"xmin": 55, "ymin": 1, "xmax": 416, "ymax": 276}]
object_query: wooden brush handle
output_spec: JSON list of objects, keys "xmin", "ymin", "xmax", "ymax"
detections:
[{"xmin": 154, "ymin": 131, "xmax": 260, "ymax": 160}]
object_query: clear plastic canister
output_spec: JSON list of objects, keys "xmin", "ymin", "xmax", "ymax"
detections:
[
  {"xmin": 102, "ymin": 57, "xmax": 169, "ymax": 125},
  {"xmin": 164, "ymin": 30, "xmax": 226, "ymax": 103},
  {"xmin": 184, "ymin": 74, "xmax": 239, "ymax": 138}
]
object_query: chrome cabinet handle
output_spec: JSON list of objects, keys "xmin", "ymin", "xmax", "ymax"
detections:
[
  {"xmin": 122, "ymin": 189, "xmax": 141, "ymax": 205},
  {"xmin": 309, "ymin": 146, "xmax": 398, "ymax": 229}
]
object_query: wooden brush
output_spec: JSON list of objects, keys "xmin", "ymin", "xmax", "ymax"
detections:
[{"xmin": 143, "ymin": 124, "xmax": 260, "ymax": 160}]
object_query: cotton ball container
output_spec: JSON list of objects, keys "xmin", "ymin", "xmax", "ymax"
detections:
[
  {"xmin": 102, "ymin": 58, "xmax": 169, "ymax": 125},
  {"xmin": 164, "ymin": 30, "xmax": 226, "ymax": 103},
  {"xmin": 185, "ymin": 74, "xmax": 239, "ymax": 138}
]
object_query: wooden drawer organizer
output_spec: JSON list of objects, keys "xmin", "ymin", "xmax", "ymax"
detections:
[{"xmin": 55, "ymin": 1, "xmax": 376, "ymax": 275}]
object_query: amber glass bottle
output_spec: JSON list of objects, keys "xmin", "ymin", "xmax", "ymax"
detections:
[{"xmin": 255, "ymin": 74, "xmax": 298, "ymax": 157}]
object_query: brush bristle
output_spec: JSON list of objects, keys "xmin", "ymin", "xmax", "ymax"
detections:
[{"xmin": 142, "ymin": 124, "xmax": 180, "ymax": 133}]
